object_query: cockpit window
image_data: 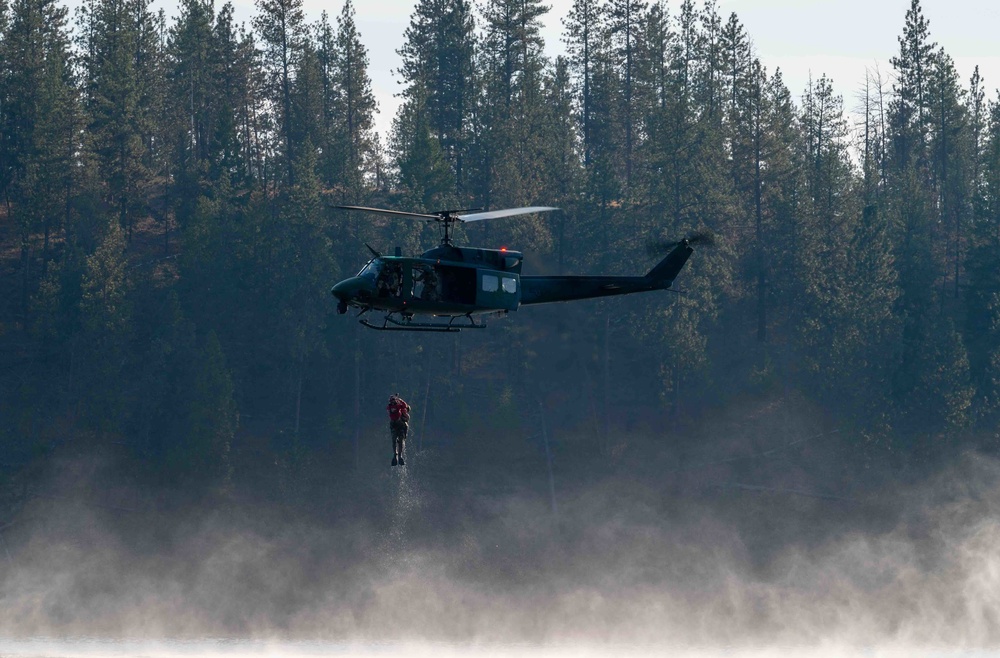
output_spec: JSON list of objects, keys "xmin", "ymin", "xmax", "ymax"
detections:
[{"xmin": 357, "ymin": 259, "xmax": 383, "ymax": 279}]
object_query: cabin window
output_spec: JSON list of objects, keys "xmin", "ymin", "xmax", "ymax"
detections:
[
  {"xmin": 502, "ymin": 277, "xmax": 517, "ymax": 293},
  {"xmin": 412, "ymin": 264, "xmax": 441, "ymax": 301},
  {"xmin": 375, "ymin": 262, "xmax": 402, "ymax": 298},
  {"xmin": 438, "ymin": 265, "xmax": 476, "ymax": 304},
  {"xmin": 482, "ymin": 275, "xmax": 499, "ymax": 292}
]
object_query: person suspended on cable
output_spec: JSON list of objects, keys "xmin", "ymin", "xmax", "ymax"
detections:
[{"xmin": 387, "ymin": 393, "xmax": 411, "ymax": 466}]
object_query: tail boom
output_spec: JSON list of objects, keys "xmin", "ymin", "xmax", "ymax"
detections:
[
  {"xmin": 520, "ymin": 242, "xmax": 694, "ymax": 306},
  {"xmin": 519, "ymin": 275, "xmax": 656, "ymax": 305}
]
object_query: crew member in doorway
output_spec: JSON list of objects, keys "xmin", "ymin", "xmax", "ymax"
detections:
[
  {"xmin": 377, "ymin": 264, "xmax": 403, "ymax": 298},
  {"xmin": 415, "ymin": 264, "xmax": 440, "ymax": 301},
  {"xmin": 387, "ymin": 394, "xmax": 411, "ymax": 466}
]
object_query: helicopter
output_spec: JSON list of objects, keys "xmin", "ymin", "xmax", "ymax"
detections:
[{"xmin": 331, "ymin": 205, "xmax": 703, "ymax": 332}]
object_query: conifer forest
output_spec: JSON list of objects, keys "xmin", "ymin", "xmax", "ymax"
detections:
[{"xmin": 1, "ymin": 0, "xmax": 999, "ymax": 504}]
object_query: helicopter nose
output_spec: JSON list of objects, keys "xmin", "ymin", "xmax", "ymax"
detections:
[
  {"xmin": 331, "ymin": 280, "xmax": 355, "ymax": 314},
  {"xmin": 331, "ymin": 279, "xmax": 352, "ymax": 300},
  {"xmin": 331, "ymin": 277, "xmax": 372, "ymax": 306}
]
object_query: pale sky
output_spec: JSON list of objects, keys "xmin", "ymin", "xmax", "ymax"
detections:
[{"xmin": 152, "ymin": 0, "xmax": 1000, "ymax": 139}]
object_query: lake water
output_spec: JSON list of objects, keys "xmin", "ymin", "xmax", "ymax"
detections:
[{"xmin": 0, "ymin": 638, "xmax": 995, "ymax": 658}]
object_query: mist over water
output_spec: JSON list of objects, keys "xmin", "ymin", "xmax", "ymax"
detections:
[{"xmin": 2, "ymin": 425, "xmax": 1000, "ymax": 656}]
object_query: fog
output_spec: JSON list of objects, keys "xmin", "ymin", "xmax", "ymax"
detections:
[{"xmin": 2, "ymin": 421, "xmax": 1000, "ymax": 656}]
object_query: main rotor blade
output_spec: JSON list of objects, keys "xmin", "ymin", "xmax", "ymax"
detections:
[
  {"xmin": 457, "ymin": 206, "xmax": 560, "ymax": 222},
  {"xmin": 335, "ymin": 205, "xmax": 440, "ymax": 221},
  {"xmin": 436, "ymin": 207, "xmax": 483, "ymax": 215}
]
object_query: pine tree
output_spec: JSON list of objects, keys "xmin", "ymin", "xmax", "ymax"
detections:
[
  {"xmin": 889, "ymin": 0, "xmax": 935, "ymax": 173},
  {"xmin": 186, "ymin": 330, "xmax": 237, "ymax": 484},
  {"xmin": 748, "ymin": 60, "xmax": 767, "ymax": 342},
  {"xmin": 719, "ymin": 11, "xmax": 749, "ymax": 122},
  {"xmin": 0, "ymin": 0, "xmax": 80, "ymax": 320},
  {"xmin": 78, "ymin": 218, "xmax": 133, "ymax": 433},
  {"xmin": 800, "ymin": 74, "xmax": 852, "ymax": 242},
  {"xmin": 478, "ymin": 0, "xmax": 548, "ymax": 111},
  {"xmin": 757, "ymin": 68, "xmax": 803, "ymax": 350},
  {"xmin": 397, "ymin": 0, "xmax": 476, "ymax": 196},
  {"xmin": 470, "ymin": 0, "xmax": 552, "ymax": 249},
  {"xmin": 537, "ymin": 56, "xmax": 582, "ymax": 273},
  {"xmin": 253, "ymin": 0, "xmax": 305, "ymax": 185},
  {"xmin": 166, "ymin": 0, "xmax": 219, "ymax": 243},
  {"xmin": 635, "ymin": 0, "xmax": 669, "ymax": 113},
  {"xmin": 330, "ymin": 0, "xmax": 376, "ymax": 194},
  {"xmin": 841, "ymin": 205, "xmax": 901, "ymax": 429},
  {"xmin": 606, "ymin": 0, "xmax": 646, "ymax": 191},
  {"xmin": 167, "ymin": 0, "xmax": 217, "ymax": 170},
  {"xmin": 659, "ymin": 0, "xmax": 733, "ymax": 233},
  {"xmin": 215, "ymin": 3, "xmax": 264, "ymax": 186},
  {"xmin": 277, "ymin": 145, "xmax": 335, "ymax": 434},
  {"xmin": 631, "ymin": 0, "xmax": 669, "ymax": 204},
  {"xmin": 562, "ymin": 0, "xmax": 605, "ymax": 168},
  {"xmin": 290, "ymin": 37, "xmax": 324, "ymax": 165},
  {"xmin": 926, "ymin": 49, "xmax": 970, "ymax": 302},
  {"xmin": 77, "ymin": 0, "xmax": 164, "ymax": 239},
  {"xmin": 968, "ymin": 66, "xmax": 986, "ymax": 232},
  {"xmin": 392, "ymin": 84, "xmax": 454, "ymax": 209},
  {"xmin": 576, "ymin": 49, "xmax": 622, "ymax": 267},
  {"xmin": 880, "ymin": 1, "xmax": 979, "ymax": 436},
  {"xmin": 965, "ymin": 92, "xmax": 1000, "ymax": 429},
  {"xmin": 859, "ymin": 66, "xmax": 891, "ymax": 204},
  {"xmin": 696, "ymin": 0, "xmax": 724, "ymax": 124}
]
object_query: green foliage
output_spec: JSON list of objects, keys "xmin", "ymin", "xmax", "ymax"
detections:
[
  {"xmin": 77, "ymin": 219, "xmax": 132, "ymax": 433},
  {"xmin": 1, "ymin": 0, "xmax": 996, "ymax": 486},
  {"xmin": 965, "ymin": 236, "xmax": 1000, "ymax": 428},
  {"xmin": 392, "ymin": 87, "xmax": 455, "ymax": 209},
  {"xmin": 397, "ymin": 0, "xmax": 476, "ymax": 196},
  {"xmin": 0, "ymin": 0, "xmax": 80, "ymax": 322},
  {"xmin": 186, "ymin": 330, "xmax": 237, "ymax": 484},
  {"xmin": 77, "ymin": 0, "xmax": 164, "ymax": 236},
  {"xmin": 254, "ymin": 0, "xmax": 306, "ymax": 183},
  {"xmin": 327, "ymin": 0, "xmax": 377, "ymax": 193}
]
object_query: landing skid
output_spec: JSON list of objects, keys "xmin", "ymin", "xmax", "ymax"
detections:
[{"xmin": 360, "ymin": 313, "xmax": 487, "ymax": 333}]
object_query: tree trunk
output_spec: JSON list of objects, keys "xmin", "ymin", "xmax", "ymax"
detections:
[{"xmin": 755, "ymin": 76, "xmax": 766, "ymax": 343}]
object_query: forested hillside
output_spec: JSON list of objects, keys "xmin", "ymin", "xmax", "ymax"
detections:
[{"xmin": 1, "ymin": 0, "xmax": 998, "ymax": 496}]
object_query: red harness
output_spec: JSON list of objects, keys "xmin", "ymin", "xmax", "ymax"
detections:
[{"xmin": 387, "ymin": 399, "xmax": 408, "ymax": 422}]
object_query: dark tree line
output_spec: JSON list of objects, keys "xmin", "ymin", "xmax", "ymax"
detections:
[{"xmin": 1, "ymin": 0, "xmax": 998, "ymax": 493}]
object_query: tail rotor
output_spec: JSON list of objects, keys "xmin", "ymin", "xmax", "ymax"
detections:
[{"xmin": 645, "ymin": 231, "xmax": 716, "ymax": 258}]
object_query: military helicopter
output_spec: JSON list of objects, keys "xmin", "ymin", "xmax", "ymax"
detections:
[{"xmin": 331, "ymin": 205, "xmax": 703, "ymax": 332}]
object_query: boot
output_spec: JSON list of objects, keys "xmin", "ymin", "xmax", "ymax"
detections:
[{"xmin": 391, "ymin": 455, "xmax": 398, "ymax": 466}]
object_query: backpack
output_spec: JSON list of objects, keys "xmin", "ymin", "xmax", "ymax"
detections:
[{"xmin": 389, "ymin": 399, "xmax": 409, "ymax": 422}]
